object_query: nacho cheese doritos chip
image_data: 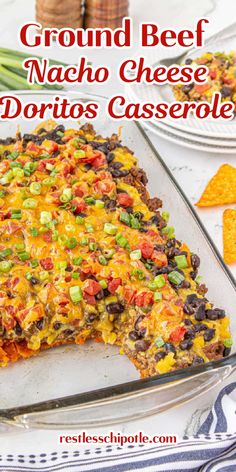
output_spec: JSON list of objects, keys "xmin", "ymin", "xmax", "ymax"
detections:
[
  {"xmin": 223, "ymin": 209, "xmax": 236, "ymax": 264},
  {"xmin": 196, "ymin": 164, "xmax": 236, "ymax": 207}
]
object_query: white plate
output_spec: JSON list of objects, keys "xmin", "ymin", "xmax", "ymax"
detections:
[
  {"xmin": 140, "ymin": 118, "xmax": 236, "ymax": 154},
  {"xmin": 126, "ymin": 36, "xmax": 236, "ymax": 139}
]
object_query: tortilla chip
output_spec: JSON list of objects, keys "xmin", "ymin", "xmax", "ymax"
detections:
[
  {"xmin": 223, "ymin": 209, "xmax": 236, "ymax": 264},
  {"xmin": 196, "ymin": 164, "xmax": 236, "ymax": 207}
]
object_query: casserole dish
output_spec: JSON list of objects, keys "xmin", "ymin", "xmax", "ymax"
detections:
[{"xmin": 0, "ymin": 91, "xmax": 235, "ymax": 431}]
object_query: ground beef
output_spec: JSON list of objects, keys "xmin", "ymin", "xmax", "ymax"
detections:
[
  {"xmin": 80, "ymin": 123, "xmax": 96, "ymax": 135},
  {"xmin": 203, "ymin": 341, "xmax": 224, "ymax": 360}
]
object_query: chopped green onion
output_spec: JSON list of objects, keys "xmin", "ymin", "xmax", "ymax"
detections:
[
  {"xmin": 89, "ymin": 242, "xmax": 97, "ymax": 251},
  {"xmin": 26, "ymin": 272, "xmax": 32, "ymax": 281},
  {"xmin": 39, "ymin": 271, "xmax": 49, "ymax": 281},
  {"xmin": 69, "ymin": 285, "xmax": 83, "ymax": 303},
  {"xmin": 103, "ymin": 249, "xmax": 114, "ymax": 259},
  {"xmin": 161, "ymin": 211, "xmax": 170, "ymax": 223},
  {"xmin": 85, "ymin": 223, "xmax": 94, "ymax": 233},
  {"xmin": 24, "ymin": 162, "xmax": 37, "ymax": 174},
  {"xmin": 223, "ymin": 338, "xmax": 233, "ymax": 348},
  {"xmin": 131, "ymin": 268, "xmax": 145, "ymax": 280},
  {"xmin": 7, "ymin": 151, "xmax": 19, "ymax": 160},
  {"xmin": 154, "ymin": 291, "xmax": 162, "ymax": 302},
  {"xmin": 168, "ymin": 270, "xmax": 184, "ymax": 285},
  {"xmin": 73, "ymin": 256, "xmax": 83, "ymax": 266},
  {"xmin": 155, "ymin": 335, "xmax": 164, "ymax": 347},
  {"xmin": 95, "ymin": 200, "xmax": 105, "ymax": 209},
  {"xmin": 30, "ymin": 259, "xmax": 39, "ymax": 268},
  {"xmin": 75, "ymin": 215, "xmax": 84, "ymax": 225},
  {"xmin": 40, "ymin": 211, "xmax": 52, "ymax": 225},
  {"xmin": 12, "ymin": 168, "xmax": 24, "ymax": 178},
  {"xmin": 154, "ymin": 274, "xmax": 166, "ymax": 288},
  {"xmin": 195, "ymin": 275, "xmax": 202, "ymax": 285},
  {"xmin": 42, "ymin": 177, "xmax": 55, "ymax": 187},
  {"xmin": 0, "ymin": 260, "xmax": 13, "ymax": 272},
  {"xmin": 23, "ymin": 198, "xmax": 37, "ymax": 209},
  {"xmin": 80, "ymin": 237, "xmax": 88, "ymax": 246},
  {"xmin": 99, "ymin": 279, "xmax": 108, "ymax": 289},
  {"xmin": 60, "ymin": 188, "xmax": 72, "ymax": 203},
  {"xmin": 56, "ymin": 130, "xmax": 64, "ymax": 137},
  {"xmin": 98, "ymin": 255, "xmax": 107, "ymax": 265},
  {"xmin": 0, "ymin": 248, "xmax": 13, "ymax": 258},
  {"xmin": 104, "ymin": 223, "xmax": 117, "ymax": 235},
  {"xmin": 52, "ymin": 230, "xmax": 59, "ymax": 241},
  {"xmin": 10, "ymin": 209, "xmax": 22, "ymax": 219},
  {"xmin": 116, "ymin": 233, "xmax": 128, "ymax": 248},
  {"xmin": 84, "ymin": 196, "xmax": 95, "ymax": 205},
  {"xmin": 10, "ymin": 162, "xmax": 22, "ymax": 169},
  {"xmin": 74, "ymin": 150, "xmax": 86, "ymax": 159},
  {"xmin": 72, "ymin": 272, "xmax": 80, "ymax": 279},
  {"xmin": 56, "ymin": 261, "xmax": 67, "ymax": 270},
  {"xmin": 130, "ymin": 215, "xmax": 141, "ymax": 229},
  {"xmin": 148, "ymin": 280, "xmax": 159, "ymax": 291},
  {"xmin": 130, "ymin": 249, "xmax": 142, "ymax": 260},
  {"xmin": 174, "ymin": 255, "xmax": 188, "ymax": 269},
  {"xmin": 16, "ymin": 242, "xmax": 25, "ymax": 252},
  {"xmin": 120, "ymin": 212, "xmax": 131, "ymax": 226},
  {"xmin": 30, "ymin": 182, "xmax": 41, "ymax": 195}
]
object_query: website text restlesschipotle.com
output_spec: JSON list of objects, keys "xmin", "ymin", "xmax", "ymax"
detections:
[{"xmin": 59, "ymin": 432, "xmax": 178, "ymax": 447}]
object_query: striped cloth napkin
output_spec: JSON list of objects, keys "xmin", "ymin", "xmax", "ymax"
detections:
[{"xmin": 0, "ymin": 382, "xmax": 235, "ymax": 472}]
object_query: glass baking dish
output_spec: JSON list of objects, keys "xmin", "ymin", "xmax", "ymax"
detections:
[{"xmin": 0, "ymin": 91, "xmax": 235, "ymax": 431}]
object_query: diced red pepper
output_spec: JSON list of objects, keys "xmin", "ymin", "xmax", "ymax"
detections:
[
  {"xmin": 91, "ymin": 151, "xmax": 106, "ymax": 169},
  {"xmin": 43, "ymin": 231, "xmax": 53, "ymax": 243},
  {"xmin": 83, "ymin": 292, "xmax": 96, "ymax": 305},
  {"xmin": 151, "ymin": 250, "xmax": 168, "ymax": 267},
  {"xmin": 26, "ymin": 143, "xmax": 41, "ymax": 154},
  {"xmin": 135, "ymin": 291, "xmax": 154, "ymax": 307},
  {"xmin": 84, "ymin": 279, "xmax": 101, "ymax": 296},
  {"xmin": 170, "ymin": 326, "xmax": 187, "ymax": 342},
  {"xmin": 108, "ymin": 278, "xmax": 122, "ymax": 294},
  {"xmin": 138, "ymin": 241, "xmax": 154, "ymax": 259},
  {"xmin": 117, "ymin": 193, "xmax": 133, "ymax": 208},
  {"xmin": 40, "ymin": 257, "xmax": 54, "ymax": 270}
]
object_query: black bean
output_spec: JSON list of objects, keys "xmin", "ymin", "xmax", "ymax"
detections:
[
  {"xmin": 166, "ymin": 238, "xmax": 177, "ymax": 248},
  {"xmin": 139, "ymin": 228, "xmax": 148, "ymax": 233},
  {"xmin": 190, "ymin": 271, "xmax": 197, "ymax": 280},
  {"xmin": 129, "ymin": 330, "xmax": 141, "ymax": 341},
  {"xmin": 183, "ymin": 304, "xmax": 195, "ymax": 315},
  {"xmin": 180, "ymin": 281, "xmax": 191, "ymax": 289},
  {"xmin": 133, "ymin": 212, "xmax": 144, "ymax": 220},
  {"xmin": 53, "ymin": 322, "xmax": 61, "ymax": 330},
  {"xmin": 195, "ymin": 304, "xmax": 206, "ymax": 321},
  {"xmin": 154, "ymin": 244, "xmax": 165, "ymax": 252},
  {"xmin": 185, "ymin": 58, "xmax": 192, "ymax": 65},
  {"xmin": 103, "ymin": 288, "xmax": 110, "ymax": 297},
  {"xmin": 97, "ymin": 144, "xmax": 108, "ymax": 154},
  {"xmin": 104, "ymin": 199, "xmax": 117, "ymax": 210},
  {"xmin": 30, "ymin": 277, "xmax": 40, "ymax": 285},
  {"xmin": 220, "ymin": 86, "xmax": 232, "ymax": 97},
  {"xmin": 85, "ymin": 313, "xmax": 97, "ymax": 324},
  {"xmin": 106, "ymin": 152, "xmax": 115, "ymax": 163},
  {"xmin": 165, "ymin": 342, "xmax": 176, "ymax": 354},
  {"xmin": 110, "ymin": 169, "xmax": 129, "ymax": 178},
  {"xmin": 6, "ymin": 290, "xmax": 14, "ymax": 299},
  {"xmin": 204, "ymin": 328, "xmax": 215, "ymax": 342},
  {"xmin": 179, "ymin": 339, "xmax": 193, "ymax": 350},
  {"xmin": 135, "ymin": 340, "xmax": 150, "ymax": 352},
  {"xmin": 14, "ymin": 323, "xmax": 22, "ymax": 336},
  {"xmin": 184, "ymin": 318, "xmax": 193, "ymax": 326},
  {"xmin": 106, "ymin": 302, "xmax": 124, "ymax": 314},
  {"xmin": 192, "ymin": 356, "xmax": 204, "ymax": 365},
  {"xmin": 184, "ymin": 330, "xmax": 195, "ymax": 340},
  {"xmin": 223, "ymin": 347, "xmax": 231, "ymax": 357},
  {"xmin": 186, "ymin": 294, "xmax": 198, "ymax": 304},
  {"xmin": 191, "ymin": 254, "xmax": 200, "ymax": 270},
  {"xmin": 155, "ymin": 351, "xmax": 167, "ymax": 362},
  {"xmin": 36, "ymin": 319, "xmax": 44, "ymax": 330},
  {"xmin": 110, "ymin": 161, "xmax": 123, "ymax": 169}
]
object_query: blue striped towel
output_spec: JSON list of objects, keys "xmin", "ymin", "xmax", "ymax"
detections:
[{"xmin": 1, "ymin": 382, "xmax": 236, "ymax": 472}]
